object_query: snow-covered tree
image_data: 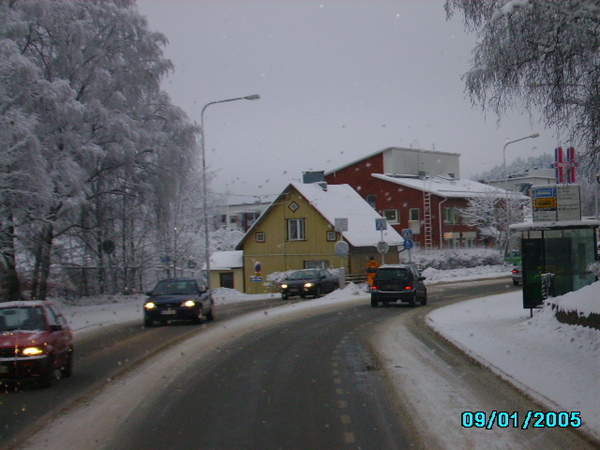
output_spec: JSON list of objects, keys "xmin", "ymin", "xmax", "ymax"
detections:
[
  {"xmin": 459, "ymin": 192, "xmax": 529, "ymax": 251},
  {"xmin": 0, "ymin": 0, "xmax": 203, "ymax": 298},
  {"xmin": 446, "ymin": 0, "xmax": 600, "ymax": 174}
]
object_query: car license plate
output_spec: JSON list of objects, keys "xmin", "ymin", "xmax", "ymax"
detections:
[{"xmin": 161, "ymin": 310, "xmax": 176, "ymax": 315}]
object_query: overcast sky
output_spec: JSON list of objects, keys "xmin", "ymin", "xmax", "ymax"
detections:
[{"xmin": 136, "ymin": 0, "xmax": 556, "ymax": 203}]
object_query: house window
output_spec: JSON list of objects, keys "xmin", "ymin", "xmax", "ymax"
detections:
[
  {"xmin": 366, "ymin": 194, "xmax": 377, "ymax": 209},
  {"xmin": 305, "ymin": 260, "xmax": 328, "ymax": 269},
  {"xmin": 444, "ymin": 207, "xmax": 460, "ymax": 224},
  {"xmin": 255, "ymin": 232, "xmax": 265, "ymax": 243},
  {"xmin": 410, "ymin": 208, "xmax": 420, "ymax": 221},
  {"xmin": 326, "ymin": 231, "xmax": 337, "ymax": 241},
  {"xmin": 383, "ymin": 209, "xmax": 399, "ymax": 224},
  {"xmin": 287, "ymin": 218, "xmax": 305, "ymax": 241},
  {"xmin": 219, "ymin": 272, "xmax": 234, "ymax": 289}
]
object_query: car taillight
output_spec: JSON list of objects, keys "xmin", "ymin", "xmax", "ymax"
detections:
[
  {"xmin": 512, "ymin": 269, "xmax": 519, "ymax": 274},
  {"xmin": 405, "ymin": 281, "xmax": 414, "ymax": 290}
]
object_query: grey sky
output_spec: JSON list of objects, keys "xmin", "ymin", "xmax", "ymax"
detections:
[{"xmin": 137, "ymin": 0, "xmax": 556, "ymax": 202}]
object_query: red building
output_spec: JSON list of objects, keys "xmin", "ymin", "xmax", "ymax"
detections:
[{"xmin": 324, "ymin": 147, "xmax": 508, "ymax": 249}]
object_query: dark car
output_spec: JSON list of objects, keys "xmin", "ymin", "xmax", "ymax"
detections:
[
  {"xmin": 370, "ymin": 264, "xmax": 427, "ymax": 307},
  {"xmin": 280, "ymin": 269, "xmax": 340, "ymax": 299},
  {"xmin": 0, "ymin": 301, "xmax": 74, "ymax": 387},
  {"xmin": 144, "ymin": 278, "xmax": 214, "ymax": 327},
  {"xmin": 511, "ymin": 266, "xmax": 523, "ymax": 286}
]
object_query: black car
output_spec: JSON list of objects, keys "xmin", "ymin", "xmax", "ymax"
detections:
[
  {"xmin": 280, "ymin": 269, "xmax": 340, "ymax": 299},
  {"xmin": 370, "ymin": 264, "xmax": 427, "ymax": 307},
  {"xmin": 143, "ymin": 278, "xmax": 214, "ymax": 327}
]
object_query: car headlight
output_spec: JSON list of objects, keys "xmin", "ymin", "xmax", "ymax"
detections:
[
  {"xmin": 304, "ymin": 282, "xmax": 314, "ymax": 288},
  {"xmin": 144, "ymin": 302, "xmax": 156, "ymax": 310},
  {"xmin": 281, "ymin": 284, "xmax": 288, "ymax": 289},
  {"xmin": 181, "ymin": 300, "xmax": 196, "ymax": 307},
  {"xmin": 21, "ymin": 347, "xmax": 45, "ymax": 357}
]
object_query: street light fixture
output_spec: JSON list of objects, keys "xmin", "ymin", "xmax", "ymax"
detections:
[
  {"xmin": 502, "ymin": 133, "xmax": 540, "ymax": 252},
  {"xmin": 200, "ymin": 94, "xmax": 260, "ymax": 289}
]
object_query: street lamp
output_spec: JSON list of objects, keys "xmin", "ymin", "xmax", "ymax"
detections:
[
  {"xmin": 502, "ymin": 133, "xmax": 539, "ymax": 252},
  {"xmin": 200, "ymin": 94, "xmax": 260, "ymax": 289}
]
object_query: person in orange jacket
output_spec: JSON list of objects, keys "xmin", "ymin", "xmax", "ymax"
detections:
[{"xmin": 366, "ymin": 256, "xmax": 380, "ymax": 286}]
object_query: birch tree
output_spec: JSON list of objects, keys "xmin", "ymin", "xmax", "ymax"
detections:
[{"xmin": 446, "ymin": 0, "xmax": 600, "ymax": 173}]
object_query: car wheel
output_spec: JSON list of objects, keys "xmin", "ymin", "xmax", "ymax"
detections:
[
  {"xmin": 421, "ymin": 291, "xmax": 428, "ymax": 306},
  {"xmin": 513, "ymin": 280, "xmax": 519, "ymax": 286},
  {"xmin": 408, "ymin": 293, "xmax": 417, "ymax": 307},
  {"xmin": 39, "ymin": 357, "xmax": 60, "ymax": 388},
  {"xmin": 314, "ymin": 286, "xmax": 322, "ymax": 298},
  {"xmin": 282, "ymin": 293, "xmax": 288, "ymax": 300},
  {"xmin": 193, "ymin": 314, "xmax": 203, "ymax": 325},
  {"xmin": 371, "ymin": 297, "xmax": 378, "ymax": 308},
  {"xmin": 144, "ymin": 317, "xmax": 153, "ymax": 327},
  {"xmin": 61, "ymin": 350, "xmax": 74, "ymax": 378},
  {"xmin": 300, "ymin": 294, "xmax": 306, "ymax": 299},
  {"xmin": 205, "ymin": 308, "xmax": 214, "ymax": 321}
]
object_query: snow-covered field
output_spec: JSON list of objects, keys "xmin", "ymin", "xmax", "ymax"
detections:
[{"xmin": 49, "ymin": 264, "xmax": 599, "ymax": 444}]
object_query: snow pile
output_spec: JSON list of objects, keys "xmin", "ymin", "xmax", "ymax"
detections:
[{"xmin": 428, "ymin": 286, "xmax": 600, "ymax": 439}]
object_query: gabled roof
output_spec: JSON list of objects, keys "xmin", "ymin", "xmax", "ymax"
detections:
[
  {"xmin": 237, "ymin": 182, "xmax": 404, "ymax": 249},
  {"xmin": 292, "ymin": 182, "xmax": 403, "ymax": 247},
  {"xmin": 372, "ymin": 174, "xmax": 527, "ymax": 199}
]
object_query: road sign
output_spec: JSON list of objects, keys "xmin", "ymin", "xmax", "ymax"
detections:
[
  {"xmin": 254, "ymin": 261, "xmax": 262, "ymax": 275},
  {"xmin": 334, "ymin": 240, "xmax": 349, "ymax": 256},
  {"xmin": 250, "ymin": 276, "xmax": 263, "ymax": 282},
  {"xmin": 376, "ymin": 241, "xmax": 389, "ymax": 254},
  {"xmin": 375, "ymin": 218, "xmax": 387, "ymax": 230},
  {"xmin": 334, "ymin": 218, "xmax": 348, "ymax": 232},
  {"xmin": 402, "ymin": 228, "xmax": 413, "ymax": 239},
  {"xmin": 403, "ymin": 239, "xmax": 414, "ymax": 250}
]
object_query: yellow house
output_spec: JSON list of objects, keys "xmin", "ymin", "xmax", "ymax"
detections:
[
  {"xmin": 235, "ymin": 182, "xmax": 404, "ymax": 294},
  {"xmin": 207, "ymin": 251, "xmax": 244, "ymax": 290}
]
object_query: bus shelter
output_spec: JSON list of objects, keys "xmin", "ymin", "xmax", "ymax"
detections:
[{"xmin": 510, "ymin": 220, "xmax": 599, "ymax": 311}]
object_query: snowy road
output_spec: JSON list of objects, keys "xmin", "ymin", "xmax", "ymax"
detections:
[{"xmin": 8, "ymin": 278, "xmax": 598, "ymax": 449}]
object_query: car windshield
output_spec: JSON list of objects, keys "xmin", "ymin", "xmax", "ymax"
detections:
[
  {"xmin": 288, "ymin": 270, "xmax": 319, "ymax": 280},
  {"xmin": 376, "ymin": 269, "xmax": 410, "ymax": 281},
  {"xmin": 153, "ymin": 281, "xmax": 198, "ymax": 295},
  {"xmin": 0, "ymin": 306, "xmax": 46, "ymax": 331}
]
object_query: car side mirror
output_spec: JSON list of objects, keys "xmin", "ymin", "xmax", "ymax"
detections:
[
  {"xmin": 418, "ymin": 276, "xmax": 426, "ymax": 281},
  {"xmin": 49, "ymin": 325, "xmax": 62, "ymax": 332}
]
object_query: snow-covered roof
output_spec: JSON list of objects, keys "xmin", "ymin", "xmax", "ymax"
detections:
[
  {"xmin": 208, "ymin": 251, "xmax": 243, "ymax": 270},
  {"xmin": 373, "ymin": 174, "xmax": 527, "ymax": 199},
  {"xmin": 291, "ymin": 182, "xmax": 404, "ymax": 247}
]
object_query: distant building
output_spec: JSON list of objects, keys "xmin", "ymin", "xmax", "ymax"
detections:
[
  {"xmin": 219, "ymin": 201, "xmax": 270, "ymax": 232},
  {"xmin": 325, "ymin": 147, "xmax": 518, "ymax": 249},
  {"xmin": 487, "ymin": 168, "xmax": 555, "ymax": 193}
]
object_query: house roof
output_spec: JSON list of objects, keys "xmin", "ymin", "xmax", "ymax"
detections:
[
  {"xmin": 208, "ymin": 251, "xmax": 243, "ymax": 270},
  {"xmin": 237, "ymin": 182, "xmax": 404, "ymax": 249},
  {"xmin": 291, "ymin": 182, "xmax": 404, "ymax": 247},
  {"xmin": 372, "ymin": 174, "xmax": 527, "ymax": 199}
]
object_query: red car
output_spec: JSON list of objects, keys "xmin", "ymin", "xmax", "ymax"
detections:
[{"xmin": 0, "ymin": 301, "xmax": 74, "ymax": 387}]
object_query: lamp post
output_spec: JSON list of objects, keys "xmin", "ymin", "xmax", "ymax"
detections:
[
  {"xmin": 502, "ymin": 133, "xmax": 539, "ymax": 252},
  {"xmin": 200, "ymin": 94, "xmax": 260, "ymax": 289}
]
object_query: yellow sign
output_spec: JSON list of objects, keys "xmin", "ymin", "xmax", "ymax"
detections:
[{"xmin": 534, "ymin": 197, "xmax": 557, "ymax": 209}]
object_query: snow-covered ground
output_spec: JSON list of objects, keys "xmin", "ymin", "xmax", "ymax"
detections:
[{"xmin": 51, "ymin": 264, "xmax": 599, "ymax": 443}]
